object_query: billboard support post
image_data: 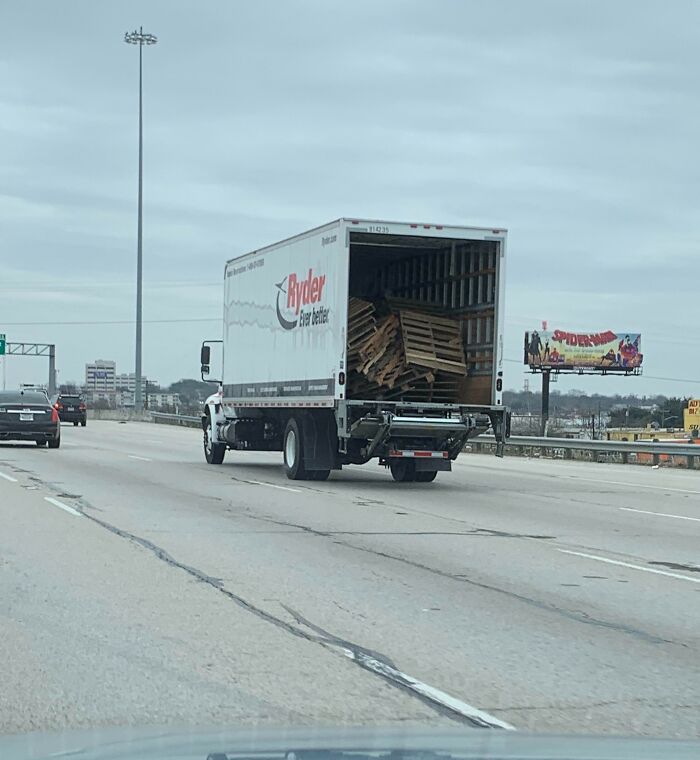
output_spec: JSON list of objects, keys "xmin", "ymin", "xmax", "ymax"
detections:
[{"xmin": 540, "ymin": 370, "xmax": 550, "ymax": 437}]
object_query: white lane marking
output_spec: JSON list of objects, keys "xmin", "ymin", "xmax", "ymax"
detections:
[
  {"xmin": 558, "ymin": 549, "xmax": 700, "ymax": 585},
  {"xmin": 127, "ymin": 454, "xmax": 152, "ymax": 462},
  {"xmin": 0, "ymin": 472, "xmax": 18, "ymax": 482},
  {"xmin": 245, "ymin": 479, "xmax": 301, "ymax": 493},
  {"xmin": 565, "ymin": 475, "xmax": 700, "ymax": 495},
  {"xmin": 620, "ymin": 507, "xmax": 700, "ymax": 523},
  {"xmin": 340, "ymin": 647, "xmax": 514, "ymax": 729},
  {"xmin": 44, "ymin": 496, "xmax": 82, "ymax": 518}
]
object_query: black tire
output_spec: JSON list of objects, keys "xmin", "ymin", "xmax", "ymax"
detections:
[
  {"xmin": 283, "ymin": 417, "xmax": 309, "ymax": 480},
  {"xmin": 81, "ymin": 420, "xmax": 86, "ymax": 427},
  {"xmin": 415, "ymin": 470, "xmax": 438, "ymax": 483},
  {"xmin": 390, "ymin": 459, "xmax": 416, "ymax": 482},
  {"xmin": 204, "ymin": 417, "xmax": 225, "ymax": 464},
  {"xmin": 48, "ymin": 435, "xmax": 60, "ymax": 449},
  {"xmin": 73, "ymin": 421, "xmax": 79, "ymax": 427},
  {"xmin": 308, "ymin": 469, "xmax": 331, "ymax": 481},
  {"xmin": 36, "ymin": 440, "xmax": 47, "ymax": 447}
]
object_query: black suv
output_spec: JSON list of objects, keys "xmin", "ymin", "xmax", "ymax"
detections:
[{"xmin": 56, "ymin": 394, "xmax": 87, "ymax": 426}]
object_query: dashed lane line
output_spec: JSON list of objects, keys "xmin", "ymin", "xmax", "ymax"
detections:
[
  {"xmin": 620, "ymin": 507, "xmax": 700, "ymax": 523},
  {"xmin": 44, "ymin": 496, "xmax": 82, "ymax": 518},
  {"xmin": 558, "ymin": 549, "xmax": 700, "ymax": 584}
]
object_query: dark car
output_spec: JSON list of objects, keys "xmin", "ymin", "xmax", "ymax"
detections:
[
  {"xmin": 0, "ymin": 390, "xmax": 61, "ymax": 447},
  {"xmin": 56, "ymin": 393, "xmax": 87, "ymax": 426}
]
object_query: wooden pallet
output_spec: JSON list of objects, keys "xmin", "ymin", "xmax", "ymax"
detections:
[
  {"xmin": 399, "ymin": 309, "xmax": 467, "ymax": 375},
  {"xmin": 358, "ymin": 314, "xmax": 399, "ymax": 368},
  {"xmin": 347, "ymin": 298, "xmax": 377, "ymax": 363}
]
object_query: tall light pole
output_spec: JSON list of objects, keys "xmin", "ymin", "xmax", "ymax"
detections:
[{"xmin": 124, "ymin": 26, "xmax": 157, "ymax": 411}]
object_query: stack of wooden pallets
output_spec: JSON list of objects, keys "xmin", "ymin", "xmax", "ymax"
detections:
[{"xmin": 346, "ymin": 298, "xmax": 467, "ymax": 402}]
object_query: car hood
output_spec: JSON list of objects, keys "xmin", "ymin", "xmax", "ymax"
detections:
[{"xmin": 2, "ymin": 726, "xmax": 699, "ymax": 760}]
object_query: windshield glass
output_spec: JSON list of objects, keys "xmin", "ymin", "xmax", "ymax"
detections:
[
  {"xmin": 1, "ymin": 1, "xmax": 699, "ymax": 758},
  {"xmin": 0, "ymin": 391, "xmax": 49, "ymax": 405}
]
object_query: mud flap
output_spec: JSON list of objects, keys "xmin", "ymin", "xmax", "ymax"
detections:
[{"xmin": 300, "ymin": 410, "xmax": 339, "ymax": 471}]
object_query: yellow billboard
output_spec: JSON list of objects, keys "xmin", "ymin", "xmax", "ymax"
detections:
[{"xmin": 684, "ymin": 399, "xmax": 700, "ymax": 431}]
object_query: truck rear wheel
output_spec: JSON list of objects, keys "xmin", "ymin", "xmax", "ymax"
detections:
[
  {"xmin": 204, "ymin": 418, "xmax": 226, "ymax": 465},
  {"xmin": 415, "ymin": 470, "xmax": 438, "ymax": 482},
  {"xmin": 283, "ymin": 418, "xmax": 308, "ymax": 480},
  {"xmin": 389, "ymin": 459, "xmax": 416, "ymax": 482}
]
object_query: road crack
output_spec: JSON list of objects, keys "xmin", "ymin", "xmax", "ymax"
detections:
[{"xmin": 15, "ymin": 471, "xmax": 504, "ymax": 729}]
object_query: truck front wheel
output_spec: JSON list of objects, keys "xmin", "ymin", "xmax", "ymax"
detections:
[
  {"xmin": 389, "ymin": 459, "xmax": 416, "ymax": 482},
  {"xmin": 204, "ymin": 418, "xmax": 226, "ymax": 465}
]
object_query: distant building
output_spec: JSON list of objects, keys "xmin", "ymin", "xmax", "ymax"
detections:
[
  {"xmin": 85, "ymin": 360, "xmax": 116, "ymax": 393},
  {"xmin": 115, "ymin": 390, "xmax": 134, "ymax": 408},
  {"xmin": 115, "ymin": 372, "xmax": 156, "ymax": 392},
  {"xmin": 147, "ymin": 392, "xmax": 180, "ymax": 409},
  {"xmin": 85, "ymin": 390, "xmax": 116, "ymax": 407}
]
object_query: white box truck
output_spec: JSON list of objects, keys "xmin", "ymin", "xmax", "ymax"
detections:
[{"xmin": 200, "ymin": 218, "xmax": 510, "ymax": 482}]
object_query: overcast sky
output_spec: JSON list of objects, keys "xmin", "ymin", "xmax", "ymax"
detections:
[{"xmin": 1, "ymin": 0, "xmax": 698, "ymax": 395}]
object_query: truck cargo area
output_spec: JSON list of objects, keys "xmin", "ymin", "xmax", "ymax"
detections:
[{"xmin": 346, "ymin": 231, "xmax": 499, "ymax": 405}]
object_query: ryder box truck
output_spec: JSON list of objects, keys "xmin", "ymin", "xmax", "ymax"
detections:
[{"xmin": 200, "ymin": 218, "xmax": 510, "ymax": 482}]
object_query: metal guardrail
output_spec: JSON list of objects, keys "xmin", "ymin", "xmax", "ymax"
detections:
[
  {"xmin": 147, "ymin": 413, "xmax": 699, "ymax": 468},
  {"xmin": 506, "ymin": 435, "xmax": 700, "ymax": 457},
  {"xmin": 475, "ymin": 434, "xmax": 699, "ymax": 468},
  {"xmin": 150, "ymin": 411, "xmax": 200, "ymax": 428}
]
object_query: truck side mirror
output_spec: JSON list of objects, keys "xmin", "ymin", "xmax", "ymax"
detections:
[{"xmin": 200, "ymin": 345, "xmax": 211, "ymax": 376}]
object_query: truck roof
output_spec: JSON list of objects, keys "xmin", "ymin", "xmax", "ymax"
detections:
[{"xmin": 225, "ymin": 218, "xmax": 507, "ymax": 267}]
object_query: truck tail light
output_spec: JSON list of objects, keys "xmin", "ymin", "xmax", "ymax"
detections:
[
  {"xmin": 51, "ymin": 407, "xmax": 60, "ymax": 423},
  {"xmin": 79, "ymin": 403, "xmax": 86, "ymax": 410}
]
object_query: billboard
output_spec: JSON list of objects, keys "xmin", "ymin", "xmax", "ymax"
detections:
[
  {"xmin": 524, "ymin": 329, "xmax": 643, "ymax": 370},
  {"xmin": 684, "ymin": 399, "xmax": 700, "ymax": 431}
]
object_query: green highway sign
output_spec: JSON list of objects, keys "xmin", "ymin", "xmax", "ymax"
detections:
[{"xmin": 0, "ymin": 334, "xmax": 5, "ymax": 356}]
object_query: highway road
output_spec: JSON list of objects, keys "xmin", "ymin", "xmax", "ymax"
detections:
[{"xmin": 1, "ymin": 420, "xmax": 699, "ymax": 738}]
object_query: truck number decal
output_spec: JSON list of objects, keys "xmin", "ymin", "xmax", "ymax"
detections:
[{"xmin": 367, "ymin": 225, "xmax": 389, "ymax": 234}]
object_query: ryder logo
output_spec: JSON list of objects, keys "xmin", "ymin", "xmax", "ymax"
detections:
[{"xmin": 275, "ymin": 269, "xmax": 330, "ymax": 331}]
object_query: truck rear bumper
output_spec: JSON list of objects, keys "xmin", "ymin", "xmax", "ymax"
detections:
[{"xmin": 339, "ymin": 400, "xmax": 510, "ymax": 460}]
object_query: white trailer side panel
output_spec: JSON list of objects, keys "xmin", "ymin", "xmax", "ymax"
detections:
[{"xmin": 222, "ymin": 222, "xmax": 347, "ymax": 407}]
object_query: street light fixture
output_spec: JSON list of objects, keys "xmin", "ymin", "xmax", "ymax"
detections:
[{"xmin": 124, "ymin": 26, "xmax": 157, "ymax": 411}]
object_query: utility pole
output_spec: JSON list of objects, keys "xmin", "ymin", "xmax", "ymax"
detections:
[{"xmin": 124, "ymin": 26, "xmax": 157, "ymax": 411}]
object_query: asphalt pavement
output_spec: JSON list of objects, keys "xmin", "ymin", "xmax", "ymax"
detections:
[{"xmin": 1, "ymin": 420, "xmax": 699, "ymax": 738}]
